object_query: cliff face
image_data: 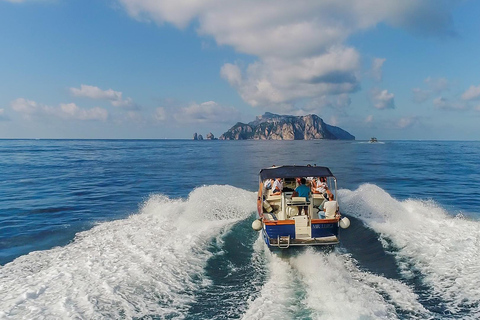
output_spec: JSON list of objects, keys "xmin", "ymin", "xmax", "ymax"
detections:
[{"xmin": 219, "ymin": 112, "xmax": 354, "ymax": 140}]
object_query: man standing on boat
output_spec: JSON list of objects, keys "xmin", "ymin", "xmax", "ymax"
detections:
[{"xmin": 293, "ymin": 178, "xmax": 310, "ymax": 215}]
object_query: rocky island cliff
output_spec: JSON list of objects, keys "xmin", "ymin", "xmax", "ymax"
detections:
[{"xmin": 218, "ymin": 112, "xmax": 354, "ymax": 140}]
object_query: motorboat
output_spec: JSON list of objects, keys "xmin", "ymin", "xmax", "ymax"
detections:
[
  {"xmin": 369, "ymin": 137, "xmax": 378, "ymax": 143},
  {"xmin": 252, "ymin": 165, "xmax": 349, "ymax": 248}
]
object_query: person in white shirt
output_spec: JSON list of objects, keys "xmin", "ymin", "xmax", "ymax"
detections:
[
  {"xmin": 312, "ymin": 177, "xmax": 328, "ymax": 194},
  {"xmin": 272, "ymin": 178, "xmax": 283, "ymax": 195},
  {"xmin": 323, "ymin": 193, "xmax": 339, "ymax": 219}
]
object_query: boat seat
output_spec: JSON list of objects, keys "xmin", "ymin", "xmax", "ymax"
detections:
[
  {"xmin": 266, "ymin": 194, "xmax": 282, "ymax": 201},
  {"xmin": 290, "ymin": 197, "xmax": 307, "ymax": 203}
]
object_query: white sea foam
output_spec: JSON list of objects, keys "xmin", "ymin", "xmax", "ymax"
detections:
[
  {"xmin": 242, "ymin": 242, "xmax": 428, "ymax": 320},
  {"xmin": 340, "ymin": 184, "xmax": 480, "ymax": 316},
  {"xmin": 0, "ymin": 185, "xmax": 256, "ymax": 319},
  {"xmin": 241, "ymin": 236, "xmax": 305, "ymax": 320}
]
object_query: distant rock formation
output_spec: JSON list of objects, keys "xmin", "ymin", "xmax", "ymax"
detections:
[
  {"xmin": 206, "ymin": 132, "xmax": 215, "ymax": 140},
  {"xmin": 197, "ymin": 134, "xmax": 204, "ymax": 140},
  {"xmin": 193, "ymin": 132, "xmax": 198, "ymax": 140},
  {"xmin": 219, "ymin": 112, "xmax": 354, "ymax": 140}
]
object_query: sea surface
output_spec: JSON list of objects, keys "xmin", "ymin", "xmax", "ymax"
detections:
[{"xmin": 1, "ymin": 139, "xmax": 479, "ymax": 319}]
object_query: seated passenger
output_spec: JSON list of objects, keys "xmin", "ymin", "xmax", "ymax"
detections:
[
  {"xmin": 272, "ymin": 177, "xmax": 283, "ymax": 195},
  {"xmin": 323, "ymin": 193, "xmax": 339, "ymax": 219},
  {"xmin": 263, "ymin": 178, "xmax": 273, "ymax": 191},
  {"xmin": 293, "ymin": 177, "xmax": 310, "ymax": 214},
  {"xmin": 312, "ymin": 177, "xmax": 328, "ymax": 194}
]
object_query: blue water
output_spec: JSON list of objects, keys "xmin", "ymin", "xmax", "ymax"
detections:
[{"xmin": 1, "ymin": 139, "xmax": 479, "ymax": 319}]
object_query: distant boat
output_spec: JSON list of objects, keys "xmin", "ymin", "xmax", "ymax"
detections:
[
  {"xmin": 369, "ymin": 137, "xmax": 378, "ymax": 143},
  {"xmin": 252, "ymin": 165, "xmax": 350, "ymax": 249}
]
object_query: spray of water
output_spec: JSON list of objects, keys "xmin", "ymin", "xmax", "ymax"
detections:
[
  {"xmin": 242, "ymin": 239, "xmax": 428, "ymax": 320},
  {"xmin": 340, "ymin": 184, "xmax": 480, "ymax": 316},
  {"xmin": 0, "ymin": 185, "xmax": 256, "ymax": 319}
]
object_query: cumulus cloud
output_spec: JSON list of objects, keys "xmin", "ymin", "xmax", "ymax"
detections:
[
  {"xmin": 412, "ymin": 88, "xmax": 431, "ymax": 103},
  {"xmin": 11, "ymin": 98, "xmax": 39, "ymax": 114},
  {"xmin": 70, "ymin": 84, "xmax": 139, "ymax": 109},
  {"xmin": 117, "ymin": 0, "xmax": 457, "ymax": 110},
  {"xmin": 397, "ymin": 116, "xmax": 419, "ymax": 129},
  {"xmin": 59, "ymin": 103, "xmax": 108, "ymax": 121},
  {"xmin": 425, "ymin": 77, "xmax": 449, "ymax": 92},
  {"xmin": 461, "ymin": 84, "xmax": 480, "ymax": 101},
  {"xmin": 433, "ymin": 96, "xmax": 467, "ymax": 111},
  {"xmin": 173, "ymin": 101, "xmax": 241, "ymax": 124},
  {"xmin": 371, "ymin": 58, "xmax": 386, "ymax": 81},
  {"xmin": 154, "ymin": 107, "xmax": 167, "ymax": 121},
  {"xmin": 10, "ymin": 98, "xmax": 108, "ymax": 121},
  {"xmin": 412, "ymin": 77, "xmax": 450, "ymax": 103},
  {"xmin": 370, "ymin": 88, "xmax": 395, "ymax": 110},
  {"xmin": 221, "ymin": 47, "xmax": 360, "ymax": 107}
]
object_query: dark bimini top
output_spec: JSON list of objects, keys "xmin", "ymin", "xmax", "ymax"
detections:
[{"xmin": 259, "ymin": 165, "xmax": 334, "ymax": 181}]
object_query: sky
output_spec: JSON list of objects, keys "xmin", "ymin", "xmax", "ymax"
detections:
[{"xmin": 0, "ymin": 0, "xmax": 479, "ymax": 140}]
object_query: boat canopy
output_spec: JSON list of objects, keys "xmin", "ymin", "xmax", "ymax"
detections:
[{"xmin": 259, "ymin": 165, "xmax": 334, "ymax": 181}]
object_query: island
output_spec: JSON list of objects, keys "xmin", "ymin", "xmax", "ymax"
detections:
[{"xmin": 218, "ymin": 112, "xmax": 354, "ymax": 140}]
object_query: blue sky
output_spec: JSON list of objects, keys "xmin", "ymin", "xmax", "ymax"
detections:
[{"xmin": 1, "ymin": 0, "xmax": 479, "ymax": 140}]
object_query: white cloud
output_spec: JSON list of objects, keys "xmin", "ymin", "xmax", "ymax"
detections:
[
  {"xmin": 371, "ymin": 58, "xmax": 386, "ymax": 81},
  {"xmin": 370, "ymin": 88, "xmax": 395, "ymax": 110},
  {"xmin": 412, "ymin": 88, "xmax": 431, "ymax": 103},
  {"xmin": 59, "ymin": 103, "xmax": 108, "ymax": 121},
  {"xmin": 412, "ymin": 77, "xmax": 450, "ymax": 103},
  {"xmin": 461, "ymin": 84, "xmax": 480, "ymax": 101},
  {"xmin": 10, "ymin": 98, "xmax": 108, "ymax": 121},
  {"xmin": 365, "ymin": 115, "xmax": 373, "ymax": 123},
  {"xmin": 173, "ymin": 101, "xmax": 241, "ymax": 124},
  {"xmin": 11, "ymin": 98, "xmax": 39, "ymax": 114},
  {"xmin": 433, "ymin": 96, "xmax": 467, "ymax": 111},
  {"xmin": 397, "ymin": 116, "xmax": 419, "ymax": 129},
  {"xmin": 154, "ymin": 107, "xmax": 167, "ymax": 121},
  {"xmin": 221, "ymin": 47, "xmax": 360, "ymax": 107},
  {"xmin": 70, "ymin": 84, "xmax": 121, "ymax": 100},
  {"xmin": 70, "ymin": 84, "xmax": 139, "ymax": 109},
  {"xmin": 117, "ymin": 0, "xmax": 457, "ymax": 110}
]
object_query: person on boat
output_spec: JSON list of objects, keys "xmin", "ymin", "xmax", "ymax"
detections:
[
  {"xmin": 312, "ymin": 177, "xmax": 328, "ymax": 194},
  {"xmin": 293, "ymin": 177, "xmax": 310, "ymax": 215},
  {"xmin": 262, "ymin": 179, "xmax": 274, "ymax": 199},
  {"xmin": 323, "ymin": 193, "xmax": 339, "ymax": 219},
  {"xmin": 272, "ymin": 178, "xmax": 283, "ymax": 195}
]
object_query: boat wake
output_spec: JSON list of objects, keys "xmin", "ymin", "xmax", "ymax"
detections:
[
  {"xmin": 242, "ymin": 237, "xmax": 428, "ymax": 320},
  {"xmin": 1, "ymin": 184, "xmax": 478, "ymax": 319},
  {"xmin": 0, "ymin": 185, "xmax": 256, "ymax": 319},
  {"xmin": 340, "ymin": 184, "xmax": 480, "ymax": 317}
]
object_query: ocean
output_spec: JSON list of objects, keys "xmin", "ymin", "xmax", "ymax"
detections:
[{"xmin": 1, "ymin": 139, "xmax": 479, "ymax": 319}]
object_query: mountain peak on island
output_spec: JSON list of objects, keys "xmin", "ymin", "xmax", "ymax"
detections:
[{"xmin": 219, "ymin": 112, "xmax": 355, "ymax": 140}]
